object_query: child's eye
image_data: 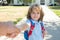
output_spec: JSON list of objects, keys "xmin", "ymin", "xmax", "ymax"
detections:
[{"xmin": 32, "ymin": 12, "xmax": 35, "ymax": 14}]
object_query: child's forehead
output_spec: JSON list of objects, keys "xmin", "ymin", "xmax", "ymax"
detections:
[
  {"xmin": 32, "ymin": 6, "xmax": 41, "ymax": 11},
  {"xmin": 32, "ymin": 7, "xmax": 41, "ymax": 12}
]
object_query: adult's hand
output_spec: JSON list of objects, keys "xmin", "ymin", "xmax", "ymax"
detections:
[{"xmin": 0, "ymin": 21, "xmax": 20, "ymax": 38}]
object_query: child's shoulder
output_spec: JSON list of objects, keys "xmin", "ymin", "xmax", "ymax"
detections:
[
  {"xmin": 26, "ymin": 19, "xmax": 31, "ymax": 27},
  {"xmin": 26, "ymin": 19, "xmax": 31, "ymax": 23}
]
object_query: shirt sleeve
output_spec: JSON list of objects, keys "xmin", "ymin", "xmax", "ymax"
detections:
[
  {"xmin": 15, "ymin": 18, "xmax": 26, "ymax": 29},
  {"xmin": 15, "ymin": 19, "xmax": 31, "ymax": 29},
  {"xmin": 26, "ymin": 19, "xmax": 31, "ymax": 27}
]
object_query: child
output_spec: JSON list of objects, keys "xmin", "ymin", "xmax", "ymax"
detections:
[{"xmin": 16, "ymin": 4, "xmax": 46, "ymax": 40}]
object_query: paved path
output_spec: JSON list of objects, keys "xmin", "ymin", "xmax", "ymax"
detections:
[
  {"xmin": 41, "ymin": 5, "xmax": 60, "ymax": 22},
  {"xmin": 41, "ymin": 5, "xmax": 60, "ymax": 40},
  {"xmin": 44, "ymin": 20, "xmax": 60, "ymax": 40},
  {"xmin": 0, "ymin": 5, "xmax": 60, "ymax": 40}
]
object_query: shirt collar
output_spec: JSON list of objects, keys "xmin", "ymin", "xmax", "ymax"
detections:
[{"xmin": 30, "ymin": 19, "xmax": 41, "ymax": 24}]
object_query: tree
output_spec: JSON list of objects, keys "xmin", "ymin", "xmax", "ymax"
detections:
[
  {"xmin": 57, "ymin": 0, "xmax": 60, "ymax": 3},
  {"xmin": 55, "ymin": 0, "xmax": 60, "ymax": 4},
  {"xmin": 23, "ymin": 0, "xmax": 35, "ymax": 5},
  {"xmin": 6, "ymin": 0, "xmax": 10, "ymax": 4}
]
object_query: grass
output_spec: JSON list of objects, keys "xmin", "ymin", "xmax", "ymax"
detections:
[
  {"xmin": 13, "ymin": 18, "xmax": 22, "ymax": 24},
  {"xmin": 0, "ymin": 6, "xmax": 29, "ymax": 22},
  {"xmin": 49, "ymin": 6, "xmax": 60, "ymax": 17},
  {"xmin": 52, "ymin": 9, "xmax": 60, "ymax": 16}
]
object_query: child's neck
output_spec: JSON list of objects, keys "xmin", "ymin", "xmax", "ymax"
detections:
[{"xmin": 31, "ymin": 19, "xmax": 39, "ymax": 22}]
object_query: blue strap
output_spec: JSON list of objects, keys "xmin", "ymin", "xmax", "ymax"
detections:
[
  {"xmin": 29, "ymin": 19, "xmax": 35, "ymax": 26},
  {"xmin": 24, "ymin": 30, "xmax": 28, "ymax": 40},
  {"xmin": 40, "ymin": 21, "xmax": 44, "ymax": 27},
  {"xmin": 24, "ymin": 20, "xmax": 35, "ymax": 40}
]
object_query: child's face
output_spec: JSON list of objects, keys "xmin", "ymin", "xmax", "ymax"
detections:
[{"xmin": 31, "ymin": 7, "xmax": 40, "ymax": 21}]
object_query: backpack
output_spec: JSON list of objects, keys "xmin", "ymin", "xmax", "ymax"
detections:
[{"xmin": 24, "ymin": 20, "xmax": 45, "ymax": 40}]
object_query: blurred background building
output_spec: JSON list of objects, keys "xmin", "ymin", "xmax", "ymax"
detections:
[{"xmin": 0, "ymin": 0, "xmax": 60, "ymax": 6}]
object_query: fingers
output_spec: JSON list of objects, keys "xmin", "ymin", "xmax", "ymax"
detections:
[
  {"xmin": 0, "ymin": 33, "xmax": 6, "ymax": 36},
  {"xmin": 6, "ymin": 31, "xmax": 20, "ymax": 38},
  {"xmin": 44, "ymin": 31, "xmax": 48, "ymax": 35},
  {"xmin": 0, "ymin": 29, "xmax": 8, "ymax": 36},
  {"xmin": 6, "ymin": 32, "xmax": 17, "ymax": 38},
  {"xmin": 6, "ymin": 28, "xmax": 20, "ymax": 38},
  {"xmin": 0, "ymin": 22, "xmax": 20, "ymax": 37}
]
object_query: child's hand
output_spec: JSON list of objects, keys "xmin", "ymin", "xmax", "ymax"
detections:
[
  {"xmin": 44, "ymin": 31, "xmax": 47, "ymax": 36},
  {"xmin": 43, "ymin": 30, "xmax": 48, "ymax": 38}
]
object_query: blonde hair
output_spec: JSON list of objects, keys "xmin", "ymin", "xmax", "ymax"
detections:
[{"xmin": 27, "ymin": 4, "xmax": 44, "ymax": 21}]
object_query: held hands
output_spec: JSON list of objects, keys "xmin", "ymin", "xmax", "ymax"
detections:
[
  {"xmin": 6, "ymin": 26, "xmax": 20, "ymax": 38},
  {"xmin": 0, "ymin": 22, "xmax": 20, "ymax": 38}
]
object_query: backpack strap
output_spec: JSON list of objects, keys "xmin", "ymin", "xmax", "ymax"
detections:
[
  {"xmin": 40, "ymin": 21, "xmax": 45, "ymax": 38},
  {"xmin": 28, "ymin": 20, "xmax": 35, "ymax": 37},
  {"xmin": 24, "ymin": 20, "xmax": 35, "ymax": 40},
  {"xmin": 24, "ymin": 20, "xmax": 45, "ymax": 40},
  {"xmin": 40, "ymin": 22, "xmax": 45, "ymax": 31},
  {"xmin": 29, "ymin": 20, "xmax": 45, "ymax": 37}
]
